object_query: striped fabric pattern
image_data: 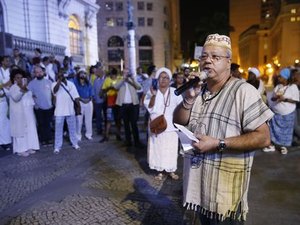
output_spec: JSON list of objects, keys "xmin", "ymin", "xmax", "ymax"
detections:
[
  {"xmin": 183, "ymin": 78, "xmax": 274, "ymax": 221},
  {"xmin": 270, "ymin": 111, "xmax": 295, "ymax": 146}
]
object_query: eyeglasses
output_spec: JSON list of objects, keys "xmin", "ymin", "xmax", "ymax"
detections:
[{"xmin": 199, "ymin": 54, "xmax": 229, "ymax": 62}]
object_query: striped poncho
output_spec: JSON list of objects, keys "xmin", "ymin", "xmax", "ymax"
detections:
[{"xmin": 183, "ymin": 78, "xmax": 274, "ymax": 221}]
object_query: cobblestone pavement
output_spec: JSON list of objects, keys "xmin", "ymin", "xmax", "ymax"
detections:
[{"xmin": 0, "ymin": 134, "xmax": 300, "ymax": 225}]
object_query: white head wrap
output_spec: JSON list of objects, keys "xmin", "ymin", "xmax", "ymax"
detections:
[
  {"xmin": 155, "ymin": 67, "xmax": 172, "ymax": 80},
  {"xmin": 248, "ymin": 67, "xmax": 260, "ymax": 77}
]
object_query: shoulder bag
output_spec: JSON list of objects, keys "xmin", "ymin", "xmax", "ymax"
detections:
[
  {"xmin": 60, "ymin": 82, "xmax": 81, "ymax": 116},
  {"xmin": 149, "ymin": 89, "xmax": 170, "ymax": 136}
]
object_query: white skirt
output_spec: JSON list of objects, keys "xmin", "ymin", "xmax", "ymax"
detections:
[
  {"xmin": 13, "ymin": 106, "xmax": 40, "ymax": 153},
  {"xmin": 147, "ymin": 131, "xmax": 178, "ymax": 172}
]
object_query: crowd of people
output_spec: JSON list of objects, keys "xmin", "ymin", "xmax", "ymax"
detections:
[{"xmin": 1, "ymin": 33, "xmax": 300, "ymax": 224}]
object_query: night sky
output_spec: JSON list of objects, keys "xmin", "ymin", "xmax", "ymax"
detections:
[{"xmin": 180, "ymin": 0, "xmax": 229, "ymax": 59}]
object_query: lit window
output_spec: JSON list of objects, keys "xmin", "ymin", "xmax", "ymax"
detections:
[
  {"xmin": 291, "ymin": 17, "xmax": 296, "ymax": 22},
  {"xmin": 262, "ymin": 0, "xmax": 266, "ymax": 2},
  {"xmin": 115, "ymin": 2, "xmax": 123, "ymax": 11},
  {"xmin": 138, "ymin": 17, "xmax": 145, "ymax": 26},
  {"xmin": 291, "ymin": 8, "xmax": 296, "ymax": 14},
  {"xmin": 265, "ymin": 13, "xmax": 270, "ymax": 18},
  {"xmin": 137, "ymin": 2, "xmax": 144, "ymax": 10},
  {"xmin": 106, "ymin": 18, "xmax": 115, "ymax": 27},
  {"xmin": 69, "ymin": 15, "xmax": 83, "ymax": 55},
  {"xmin": 297, "ymin": 16, "xmax": 300, "ymax": 21},
  {"xmin": 147, "ymin": 3, "xmax": 153, "ymax": 11},
  {"xmin": 147, "ymin": 18, "xmax": 153, "ymax": 26},
  {"xmin": 105, "ymin": 2, "xmax": 113, "ymax": 11}
]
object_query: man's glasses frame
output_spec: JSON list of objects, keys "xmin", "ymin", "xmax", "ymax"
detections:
[{"xmin": 199, "ymin": 54, "xmax": 229, "ymax": 62}]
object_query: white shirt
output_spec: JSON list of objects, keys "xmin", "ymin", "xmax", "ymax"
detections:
[
  {"xmin": 45, "ymin": 63, "xmax": 56, "ymax": 82},
  {"xmin": 0, "ymin": 67, "xmax": 10, "ymax": 84},
  {"xmin": 123, "ymin": 83, "xmax": 133, "ymax": 104},
  {"xmin": 51, "ymin": 80, "xmax": 79, "ymax": 116},
  {"xmin": 271, "ymin": 84, "xmax": 299, "ymax": 115},
  {"xmin": 0, "ymin": 67, "xmax": 10, "ymax": 102}
]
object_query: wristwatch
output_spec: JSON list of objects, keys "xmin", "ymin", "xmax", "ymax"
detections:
[{"xmin": 218, "ymin": 139, "xmax": 227, "ymax": 152}]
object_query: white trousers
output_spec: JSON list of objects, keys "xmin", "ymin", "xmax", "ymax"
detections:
[{"xmin": 76, "ymin": 101, "xmax": 93, "ymax": 140}]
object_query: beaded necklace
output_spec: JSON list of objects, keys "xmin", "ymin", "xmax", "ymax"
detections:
[{"xmin": 201, "ymin": 76, "xmax": 231, "ymax": 104}]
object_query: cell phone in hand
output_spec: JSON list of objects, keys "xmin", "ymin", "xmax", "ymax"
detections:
[
  {"xmin": 22, "ymin": 78, "xmax": 27, "ymax": 86},
  {"xmin": 152, "ymin": 79, "xmax": 158, "ymax": 90}
]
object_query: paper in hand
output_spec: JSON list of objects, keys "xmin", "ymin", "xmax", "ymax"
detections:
[{"xmin": 174, "ymin": 123, "xmax": 199, "ymax": 152}]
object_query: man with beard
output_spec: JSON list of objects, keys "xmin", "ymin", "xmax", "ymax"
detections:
[{"xmin": 28, "ymin": 65, "xmax": 54, "ymax": 146}]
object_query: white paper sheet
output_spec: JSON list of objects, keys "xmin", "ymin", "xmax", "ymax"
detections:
[{"xmin": 174, "ymin": 123, "xmax": 199, "ymax": 152}]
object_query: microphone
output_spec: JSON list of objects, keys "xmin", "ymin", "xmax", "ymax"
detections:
[{"xmin": 174, "ymin": 71, "xmax": 208, "ymax": 96}]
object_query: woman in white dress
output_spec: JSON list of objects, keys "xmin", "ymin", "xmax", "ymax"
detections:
[
  {"xmin": 9, "ymin": 69, "xmax": 40, "ymax": 157},
  {"xmin": 144, "ymin": 67, "xmax": 182, "ymax": 180}
]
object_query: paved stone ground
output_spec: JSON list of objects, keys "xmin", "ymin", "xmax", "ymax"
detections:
[{"xmin": 0, "ymin": 132, "xmax": 300, "ymax": 225}]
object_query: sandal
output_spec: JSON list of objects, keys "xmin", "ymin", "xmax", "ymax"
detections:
[
  {"xmin": 154, "ymin": 173, "xmax": 163, "ymax": 181},
  {"xmin": 169, "ymin": 172, "xmax": 179, "ymax": 180}
]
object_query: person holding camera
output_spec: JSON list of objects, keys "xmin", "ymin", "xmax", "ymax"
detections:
[
  {"xmin": 51, "ymin": 70, "xmax": 80, "ymax": 154},
  {"xmin": 115, "ymin": 69, "xmax": 143, "ymax": 150},
  {"xmin": 115, "ymin": 69, "xmax": 143, "ymax": 148},
  {"xmin": 144, "ymin": 67, "xmax": 182, "ymax": 180},
  {"xmin": 28, "ymin": 65, "xmax": 54, "ymax": 146},
  {"xmin": 74, "ymin": 69, "xmax": 94, "ymax": 141},
  {"xmin": 99, "ymin": 68, "xmax": 122, "ymax": 143},
  {"xmin": 9, "ymin": 69, "xmax": 39, "ymax": 157}
]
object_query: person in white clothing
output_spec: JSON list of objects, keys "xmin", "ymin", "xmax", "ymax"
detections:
[
  {"xmin": 73, "ymin": 69, "xmax": 94, "ymax": 141},
  {"xmin": 247, "ymin": 67, "xmax": 266, "ymax": 102},
  {"xmin": 144, "ymin": 67, "xmax": 183, "ymax": 180},
  {"xmin": 42, "ymin": 56, "xmax": 56, "ymax": 82},
  {"xmin": 0, "ymin": 56, "xmax": 12, "ymax": 151},
  {"xmin": 52, "ymin": 71, "xmax": 80, "ymax": 154},
  {"xmin": 264, "ymin": 68, "xmax": 300, "ymax": 154},
  {"xmin": 9, "ymin": 69, "xmax": 40, "ymax": 157}
]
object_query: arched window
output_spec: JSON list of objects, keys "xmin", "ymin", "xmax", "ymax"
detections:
[
  {"xmin": 107, "ymin": 36, "xmax": 124, "ymax": 47},
  {"xmin": 69, "ymin": 15, "xmax": 83, "ymax": 55},
  {"xmin": 139, "ymin": 35, "xmax": 153, "ymax": 67},
  {"xmin": 107, "ymin": 36, "xmax": 124, "ymax": 62}
]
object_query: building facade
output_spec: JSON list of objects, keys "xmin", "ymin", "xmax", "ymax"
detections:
[
  {"xmin": 96, "ymin": 0, "xmax": 181, "ymax": 72},
  {"xmin": 0, "ymin": 0, "xmax": 99, "ymax": 66},
  {"xmin": 231, "ymin": 0, "xmax": 300, "ymax": 79},
  {"xmin": 229, "ymin": 0, "xmax": 261, "ymax": 64}
]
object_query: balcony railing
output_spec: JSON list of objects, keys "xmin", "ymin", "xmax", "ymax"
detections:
[{"xmin": 12, "ymin": 35, "xmax": 66, "ymax": 57}]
